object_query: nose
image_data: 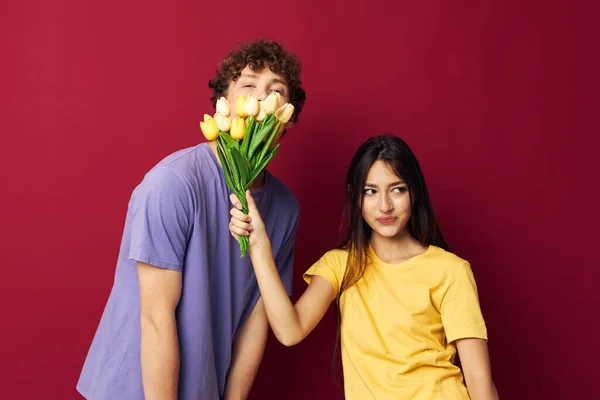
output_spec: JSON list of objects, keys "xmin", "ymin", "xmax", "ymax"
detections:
[
  {"xmin": 256, "ymin": 90, "xmax": 269, "ymax": 101},
  {"xmin": 254, "ymin": 84, "xmax": 270, "ymax": 101},
  {"xmin": 378, "ymin": 193, "xmax": 393, "ymax": 213}
]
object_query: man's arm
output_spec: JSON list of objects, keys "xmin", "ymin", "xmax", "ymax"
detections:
[
  {"xmin": 224, "ymin": 298, "xmax": 269, "ymax": 400},
  {"xmin": 138, "ymin": 261, "xmax": 182, "ymax": 400}
]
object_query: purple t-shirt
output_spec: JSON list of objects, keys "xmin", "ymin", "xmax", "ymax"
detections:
[{"xmin": 77, "ymin": 143, "xmax": 299, "ymax": 400}]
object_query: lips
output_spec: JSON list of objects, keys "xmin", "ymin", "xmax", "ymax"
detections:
[{"xmin": 376, "ymin": 217, "xmax": 397, "ymax": 224}]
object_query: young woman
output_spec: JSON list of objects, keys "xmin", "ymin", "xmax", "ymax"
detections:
[{"xmin": 228, "ymin": 135, "xmax": 499, "ymax": 399}]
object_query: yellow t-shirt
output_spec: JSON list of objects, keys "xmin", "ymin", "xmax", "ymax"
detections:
[{"xmin": 303, "ymin": 245, "xmax": 487, "ymax": 400}]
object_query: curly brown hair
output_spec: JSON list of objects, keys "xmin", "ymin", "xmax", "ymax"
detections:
[{"xmin": 208, "ymin": 39, "xmax": 306, "ymax": 124}]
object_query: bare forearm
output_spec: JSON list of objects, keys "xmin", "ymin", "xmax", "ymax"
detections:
[
  {"xmin": 224, "ymin": 299, "xmax": 268, "ymax": 400},
  {"xmin": 224, "ymin": 366, "xmax": 256, "ymax": 400},
  {"xmin": 140, "ymin": 317, "xmax": 180, "ymax": 400},
  {"xmin": 455, "ymin": 339, "xmax": 499, "ymax": 400},
  {"xmin": 223, "ymin": 336, "xmax": 265, "ymax": 399},
  {"xmin": 249, "ymin": 241, "xmax": 302, "ymax": 345},
  {"xmin": 465, "ymin": 375, "xmax": 499, "ymax": 400}
]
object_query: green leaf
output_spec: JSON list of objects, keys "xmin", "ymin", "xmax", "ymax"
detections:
[
  {"xmin": 230, "ymin": 147, "xmax": 249, "ymax": 185},
  {"xmin": 248, "ymin": 115, "xmax": 275, "ymax": 160},
  {"xmin": 245, "ymin": 144, "xmax": 280, "ymax": 190},
  {"xmin": 216, "ymin": 134, "xmax": 232, "ymax": 160},
  {"xmin": 256, "ymin": 121, "xmax": 281, "ymax": 163},
  {"xmin": 219, "ymin": 131, "xmax": 240, "ymax": 150},
  {"xmin": 240, "ymin": 117, "xmax": 255, "ymax": 157},
  {"xmin": 217, "ymin": 134, "xmax": 226, "ymax": 150},
  {"xmin": 217, "ymin": 144, "xmax": 236, "ymax": 191},
  {"xmin": 242, "ymin": 150, "xmax": 252, "ymax": 174},
  {"xmin": 227, "ymin": 148, "xmax": 241, "ymax": 189}
]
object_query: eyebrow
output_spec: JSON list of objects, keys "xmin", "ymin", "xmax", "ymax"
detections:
[{"xmin": 364, "ymin": 181, "xmax": 405, "ymax": 188}]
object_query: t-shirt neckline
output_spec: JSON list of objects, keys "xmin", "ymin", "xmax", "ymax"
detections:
[{"xmin": 368, "ymin": 244, "xmax": 436, "ymax": 268}]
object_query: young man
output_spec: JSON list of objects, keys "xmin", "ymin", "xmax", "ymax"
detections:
[{"xmin": 76, "ymin": 39, "xmax": 306, "ymax": 400}]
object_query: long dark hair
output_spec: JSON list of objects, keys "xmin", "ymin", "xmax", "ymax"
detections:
[{"xmin": 331, "ymin": 134, "xmax": 450, "ymax": 383}]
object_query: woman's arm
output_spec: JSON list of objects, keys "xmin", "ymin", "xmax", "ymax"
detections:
[
  {"xmin": 230, "ymin": 191, "xmax": 335, "ymax": 346},
  {"xmin": 455, "ymin": 338, "xmax": 499, "ymax": 400}
]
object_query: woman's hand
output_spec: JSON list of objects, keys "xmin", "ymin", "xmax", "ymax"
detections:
[{"xmin": 229, "ymin": 190, "xmax": 269, "ymax": 250}]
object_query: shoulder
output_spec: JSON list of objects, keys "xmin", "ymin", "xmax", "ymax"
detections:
[
  {"xmin": 134, "ymin": 144, "xmax": 218, "ymax": 197},
  {"xmin": 426, "ymin": 246, "xmax": 469, "ymax": 268},
  {"xmin": 425, "ymin": 246, "xmax": 476, "ymax": 286},
  {"xmin": 133, "ymin": 166, "xmax": 189, "ymax": 198},
  {"xmin": 304, "ymin": 248, "xmax": 349, "ymax": 289},
  {"xmin": 422, "ymin": 246, "xmax": 472, "ymax": 278},
  {"xmin": 150, "ymin": 143, "xmax": 217, "ymax": 184},
  {"xmin": 317, "ymin": 248, "xmax": 349, "ymax": 268},
  {"xmin": 266, "ymin": 173, "xmax": 300, "ymax": 228},
  {"xmin": 268, "ymin": 173, "xmax": 299, "ymax": 211}
]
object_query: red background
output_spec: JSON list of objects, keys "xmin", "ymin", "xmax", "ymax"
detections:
[{"xmin": 1, "ymin": 1, "xmax": 599, "ymax": 399}]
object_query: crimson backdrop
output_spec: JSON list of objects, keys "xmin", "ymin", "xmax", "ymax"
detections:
[{"xmin": 1, "ymin": 1, "xmax": 599, "ymax": 399}]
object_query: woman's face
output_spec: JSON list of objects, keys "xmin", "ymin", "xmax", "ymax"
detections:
[{"xmin": 361, "ymin": 160, "xmax": 411, "ymax": 240}]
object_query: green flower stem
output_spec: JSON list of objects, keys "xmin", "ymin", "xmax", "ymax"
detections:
[{"xmin": 236, "ymin": 191, "xmax": 249, "ymax": 258}]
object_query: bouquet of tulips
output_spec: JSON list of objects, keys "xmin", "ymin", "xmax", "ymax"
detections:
[{"xmin": 200, "ymin": 92, "xmax": 294, "ymax": 257}]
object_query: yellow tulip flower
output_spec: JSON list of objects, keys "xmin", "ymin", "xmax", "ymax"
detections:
[
  {"xmin": 216, "ymin": 97, "xmax": 230, "ymax": 117},
  {"xmin": 199, "ymin": 114, "xmax": 219, "ymax": 141},
  {"xmin": 244, "ymin": 94, "xmax": 260, "ymax": 117},
  {"xmin": 256, "ymin": 103, "xmax": 267, "ymax": 122},
  {"xmin": 275, "ymin": 103, "xmax": 294, "ymax": 124},
  {"xmin": 230, "ymin": 117, "xmax": 246, "ymax": 140},
  {"xmin": 262, "ymin": 92, "xmax": 280, "ymax": 114},
  {"xmin": 214, "ymin": 112, "xmax": 231, "ymax": 132},
  {"xmin": 235, "ymin": 96, "xmax": 248, "ymax": 118}
]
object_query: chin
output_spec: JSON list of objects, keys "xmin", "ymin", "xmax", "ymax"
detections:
[{"xmin": 372, "ymin": 228, "xmax": 402, "ymax": 239}]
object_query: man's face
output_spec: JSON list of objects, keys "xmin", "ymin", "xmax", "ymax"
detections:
[{"xmin": 225, "ymin": 66, "xmax": 290, "ymax": 118}]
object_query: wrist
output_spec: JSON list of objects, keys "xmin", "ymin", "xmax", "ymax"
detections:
[{"xmin": 249, "ymin": 235, "xmax": 271, "ymax": 256}]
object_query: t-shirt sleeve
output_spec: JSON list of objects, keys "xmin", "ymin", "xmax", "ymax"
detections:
[
  {"xmin": 303, "ymin": 250, "xmax": 345, "ymax": 297},
  {"xmin": 128, "ymin": 167, "xmax": 194, "ymax": 271},
  {"xmin": 441, "ymin": 262, "xmax": 488, "ymax": 343}
]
